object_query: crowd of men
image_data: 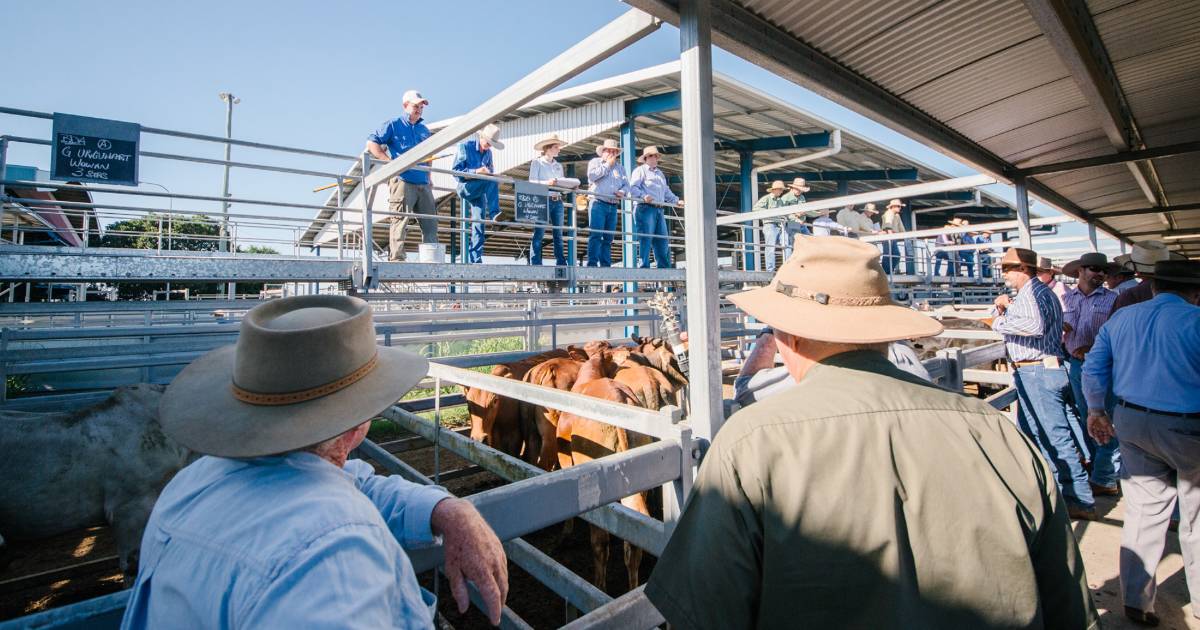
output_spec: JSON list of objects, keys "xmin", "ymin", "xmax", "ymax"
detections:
[{"xmin": 988, "ymin": 240, "xmax": 1199, "ymax": 626}]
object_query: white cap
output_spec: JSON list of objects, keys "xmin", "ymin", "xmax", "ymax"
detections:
[{"xmin": 402, "ymin": 90, "xmax": 429, "ymax": 106}]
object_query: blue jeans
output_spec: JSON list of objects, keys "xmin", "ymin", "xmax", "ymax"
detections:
[
  {"xmin": 461, "ymin": 185, "xmax": 499, "ymax": 264},
  {"xmin": 1014, "ymin": 364, "xmax": 1095, "ymax": 508},
  {"xmin": 586, "ymin": 200, "xmax": 618, "ymax": 267},
  {"xmin": 882, "ymin": 239, "xmax": 900, "ymax": 274},
  {"xmin": 635, "ymin": 203, "xmax": 670, "ymax": 269},
  {"xmin": 934, "ymin": 251, "xmax": 955, "ymax": 276},
  {"xmin": 961, "ymin": 253, "xmax": 975, "ymax": 278},
  {"xmin": 762, "ymin": 222, "xmax": 790, "ymax": 272},
  {"xmin": 530, "ymin": 199, "xmax": 566, "ymax": 266},
  {"xmin": 1066, "ymin": 356, "xmax": 1121, "ymax": 488}
]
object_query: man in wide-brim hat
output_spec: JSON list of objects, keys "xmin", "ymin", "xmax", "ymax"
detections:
[
  {"xmin": 645, "ymin": 236, "xmax": 1096, "ymax": 629},
  {"xmin": 1105, "ymin": 253, "xmax": 1138, "ymax": 293},
  {"xmin": 629, "ymin": 145, "xmax": 680, "ymax": 269},
  {"xmin": 1112, "ymin": 240, "xmax": 1173, "ymax": 313},
  {"xmin": 528, "ymin": 133, "xmax": 577, "ymax": 267},
  {"xmin": 584, "ymin": 138, "xmax": 629, "ymax": 267},
  {"xmin": 1037, "ymin": 255, "xmax": 1067, "ymax": 308},
  {"xmin": 754, "ymin": 180, "xmax": 792, "ymax": 272},
  {"xmin": 453, "ymin": 123, "xmax": 506, "ymax": 263},
  {"xmin": 1084, "ymin": 259, "xmax": 1200, "ymax": 626},
  {"xmin": 122, "ymin": 296, "xmax": 508, "ymax": 628}
]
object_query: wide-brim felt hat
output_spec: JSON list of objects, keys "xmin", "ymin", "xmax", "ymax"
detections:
[
  {"xmin": 636, "ymin": 145, "xmax": 663, "ymax": 163},
  {"xmin": 1124, "ymin": 240, "xmax": 1171, "ymax": 273},
  {"xmin": 160, "ymin": 295, "xmax": 428, "ymax": 458},
  {"xmin": 1062, "ymin": 252, "xmax": 1109, "ymax": 278},
  {"xmin": 1001, "ymin": 247, "xmax": 1038, "ymax": 268},
  {"xmin": 1037, "ymin": 256, "xmax": 1060, "ymax": 274},
  {"xmin": 1153, "ymin": 260, "xmax": 1200, "ymax": 284},
  {"xmin": 768, "ymin": 180, "xmax": 786, "ymax": 192},
  {"xmin": 595, "ymin": 139, "xmax": 621, "ymax": 156},
  {"xmin": 479, "ymin": 123, "xmax": 505, "ymax": 150},
  {"xmin": 1108, "ymin": 254, "xmax": 1134, "ymax": 274},
  {"xmin": 728, "ymin": 235, "xmax": 943, "ymax": 343},
  {"xmin": 534, "ymin": 134, "xmax": 565, "ymax": 152},
  {"xmin": 789, "ymin": 178, "xmax": 810, "ymax": 192}
]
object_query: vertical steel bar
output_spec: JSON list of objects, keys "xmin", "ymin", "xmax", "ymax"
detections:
[
  {"xmin": 621, "ymin": 119, "xmax": 638, "ymax": 338},
  {"xmin": 1, "ymin": 136, "xmax": 8, "ymax": 247},
  {"xmin": 679, "ymin": 0, "xmax": 724, "ymax": 443},
  {"xmin": 566, "ymin": 163, "xmax": 578, "ymax": 265},
  {"xmin": 1014, "ymin": 176, "xmax": 1032, "ymax": 249},
  {"xmin": 361, "ymin": 152, "xmax": 376, "ymax": 292},
  {"xmin": 738, "ymin": 150, "xmax": 755, "ymax": 271},
  {"xmin": 1087, "ymin": 223, "xmax": 1099, "ymax": 252},
  {"xmin": 336, "ymin": 179, "xmax": 345, "ymax": 261}
]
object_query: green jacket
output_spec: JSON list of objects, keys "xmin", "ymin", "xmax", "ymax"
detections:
[{"xmin": 646, "ymin": 350, "xmax": 1097, "ymax": 630}]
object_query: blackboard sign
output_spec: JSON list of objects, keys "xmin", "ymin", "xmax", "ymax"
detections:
[
  {"xmin": 50, "ymin": 113, "xmax": 140, "ymax": 186},
  {"xmin": 514, "ymin": 181, "xmax": 549, "ymax": 225}
]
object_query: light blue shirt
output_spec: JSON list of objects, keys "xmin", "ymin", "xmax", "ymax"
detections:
[
  {"xmin": 991, "ymin": 277, "xmax": 1066, "ymax": 362},
  {"xmin": 629, "ymin": 164, "xmax": 679, "ymax": 206},
  {"xmin": 121, "ymin": 452, "xmax": 451, "ymax": 629},
  {"xmin": 1083, "ymin": 292, "xmax": 1200, "ymax": 413},
  {"xmin": 586, "ymin": 156, "xmax": 628, "ymax": 202},
  {"xmin": 529, "ymin": 155, "xmax": 564, "ymax": 200}
]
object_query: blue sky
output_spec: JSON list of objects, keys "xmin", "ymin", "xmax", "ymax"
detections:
[{"xmin": 3, "ymin": 0, "xmax": 1095, "ymax": 252}]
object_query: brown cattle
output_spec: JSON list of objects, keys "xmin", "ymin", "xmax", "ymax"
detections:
[
  {"xmin": 464, "ymin": 347, "xmax": 582, "ymax": 461},
  {"xmin": 556, "ymin": 344, "xmax": 652, "ymax": 591},
  {"xmin": 520, "ymin": 356, "xmax": 584, "ymax": 470},
  {"xmin": 630, "ymin": 336, "xmax": 688, "ymax": 394},
  {"xmin": 613, "ymin": 363, "xmax": 677, "ymax": 411}
]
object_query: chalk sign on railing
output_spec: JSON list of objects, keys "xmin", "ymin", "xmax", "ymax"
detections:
[
  {"xmin": 514, "ymin": 180, "xmax": 549, "ymax": 225},
  {"xmin": 50, "ymin": 113, "xmax": 140, "ymax": 186}
]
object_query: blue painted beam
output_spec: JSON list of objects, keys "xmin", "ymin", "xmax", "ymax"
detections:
[
  {"xmin": 658, "ymin": 132, "xmax": 829, "ymax": 155},
  {"xmin": 624, "ymin": 91, "xmax": 682, "ymax": 117}
]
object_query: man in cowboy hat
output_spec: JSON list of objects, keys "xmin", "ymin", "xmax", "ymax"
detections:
[
  {"xmin": 879, "ymin": 198, "xmax": 906, "ymax": 274},
  {"xmin": 1084, "ymin": 260, "xmax": 1200, "ymax": 626},
  {"xmin": 453, "ymin": 123, "xmax": 505, "ymax": 264},
  {"xmin": 1037, "ymin": 256, "xmax": 1068, "ymax": 309},
  {"xmin": 754, "ymin": 180, "xmax": 792, "ymax": 272},
  {"xmin": 528, "ymin": 134, "xmax": 578, "ymax": 267},
  {"xmin": 367, "ymin": 89, "xmax": 437, "ymax": 261},
  {"xmin": 990, "ymin": 247, "xmax": 1097, "ymax": 519},
  {"xmin": 1112, "ymin": 240, "xmax": 1173, "ymax": 313},
  {"xmin": 781, "ymin": 177, "xmax": 813, "ymax": 243},
  {"xmin": 957, "ymin": 219, "xmax": 977, "ymax": 278},
  {"xmin": 1106, "ymin": 254, "xmax": 1138, "ymax": 293},
  {"xmin": 121, "ymin": 296, "xmax": 508, "ymax": 628},
  {"xmin": 629, "ymin": 145, "xmax": 680, "ymax": 269},
  {"xmin": 836, "ymin": 203, "xmax": 876, "ymax": 236},
  {"xmin": 646, "ymin": 236, "xmax": 1095, "ymax": 629},
  {"xmin": 1061, "ymin": 252, "xmax": 1121, "ymax": 496},
  {"xmin": 933, "ymin": 218, "xmax": 960, "ymax": 277},
  {"xmin": 585, "ymin": 138, "xmax": 628, "ymax": 267}
]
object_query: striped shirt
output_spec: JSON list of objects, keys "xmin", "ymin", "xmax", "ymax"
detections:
[
  {"xmin": 586, "ymin": 157, "xmax": 629, "ymax": 202},
  {"xmin": 1062, "ymin": 285, "xmax": 1117, "ymax": 355},
  {"xmin": 991, "ymin": 277, "xmax": 1066, "ymax": 362}
]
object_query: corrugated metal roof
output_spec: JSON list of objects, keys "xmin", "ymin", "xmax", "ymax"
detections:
[{"xmin": 632, "ymin": 0, "xmax": 1200, "ymax": 255}]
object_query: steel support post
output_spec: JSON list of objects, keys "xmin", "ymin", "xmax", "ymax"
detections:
[
  {"xmin": 561, "ymin": 585, "xmax": 664, "ymax": 630},
  {"xmin": 360, "ymin": 152, "xmax": 376, "ymax": 292},
  {"xmin": 738, "ymin": 150, "xmax": 755, "ymax": 270},
  {"xmin": 1014, "ymin": 176, "xmax": 1032, "ymax": 249},
  {"xmin": 0, "ymin": 136, "xmax": 8, "ymax": 246},
  {"xmin": 566, "ymin": 163, "xmax": 579, "ymax": 266},
  {"xmin": 621, "ymin": 118, "xmax": 639, "ymax": 338},
  {"xmin": 679, "ymin": 0, "xmax": 724, "ymax": 444},
  {"xmin": 1087, "ymin": 223, "xmax": 1099, "ymax": 252}
]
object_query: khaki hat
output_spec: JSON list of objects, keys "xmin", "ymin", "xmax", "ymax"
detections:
[
  {"xmin": 402, "ymin": 89, "xmax": 429, "ymax": 106},
  {"xmin": 478, "ymin": 123, "xmax": 505, "ymax": 150},
  {"xmin": 636, "ymin": 145, "xmax": 663, "ymax": 163},
  {"xmin": 886, "ymin": 199, "xmax": 903, "ymax": 209},
  {"xmin": 1153, "ymin": 260, "xmax": 1200, "ymax": 284},
  {"xmin": 1037, "ymin": 256, "xmax": 1059, "ymax": 273},
  {"xmin": 728, "ymin": 236, "xmax": 943, "ymax": 343},
  {"xmin": 768, "ymin": 180, "xmax": 786, "ymax": 192},
  {"xmin": 1109, "ymin": 253, "xmax": 1134, "ymax": 275},
  {"xmin": 1124, "ymin": 240, "xmax": 1171, "ymax": 273},
  {"xmin": 160, "ymin": 296, "xmax": 428, "ymax": 458},
  {"xmin": 595, "ymin": 138, "xmax": 621, "ymax": 156},
  {"xmin": 862, "ymin": 203, "xmax": 879, "ymax": 214},
  {"xmin": 1000, "ymin": 247, "xmax": 1038, "ymax": 268},
  {"xmin": 1062, "ymin": 252, "xmax": 1109, "ymax": 278},
  {"xmin": 534, "ymin": 134, "xmax": 565, "ymax": 152},
  {"xmin": 789, "ymin": 178, "xmax": 810, "ymax": 192}
]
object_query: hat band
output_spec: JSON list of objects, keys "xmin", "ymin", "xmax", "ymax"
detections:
[
  {"xmin": 232, "ymin": 352, "xmax": 379, "ymax": 406},
  {"xmin": 775, "ymin": 281, "xmax": 892, "ymax": 306}
]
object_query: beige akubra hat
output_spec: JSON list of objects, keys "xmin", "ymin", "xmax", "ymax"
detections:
[
  {"xmin": 478, "ymin": 123, "xmax": 505, "ymax": 150},
  {"xmin": 160, "ymin": 295, "xmax": 428, "ymax": 458},
  {"xmin": 636, "ymin": 145, "xmax": 663, "ymax": 163},
  {"xmin": 534, "ymin": 134, "xmax": 565, "ymax": 152},
  {"xmin": 768, "ymin": 180, "xmax": 786, "ymax": 192},
  {"xmin": 728, "ymin": 236, "xmax": 943, "ymax": 343},
  {"xmin": 595, "ymin": 138, "xmax": 622, "ymax": 156},
  {"xmin": 1124, "ymin": 240, "xmax": 1171, "ymax": 274}
]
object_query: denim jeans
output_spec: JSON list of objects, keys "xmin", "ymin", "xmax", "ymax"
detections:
[
  {"xmin": 762, "ymin": 222, "xmax": 790, "ymax": 272},
  {"xmin": 934, "ymin": 251, "xmax": 954, "ymax": 276},
  {"xmin": 1067, "ymin": 356, "xmax": 1121, "ymax": 488},
  {"xmin": 530, "ymin": 199, "xmax": 566, "ymax": 266},
  {"xmin": 586, "ymin": 200, "xmax": 618, "ymax": 267},
  {"xmin": 1014, "ymin": 364, "xmax": 1095, "ymax": 508},
  {"xmin": 960, "ymin": 253, "xmax": 975, "ymax": 278},
  {"xmin": 881, "ymin": 239, "xmax": 900, "ymax": 274},
  {"xmin": 460, "ymin": 184, "xmax": 499, "ymax": 264},
  {"xmin": 635, "ymin": 203, "xmax": 671, "ymax": 269}
]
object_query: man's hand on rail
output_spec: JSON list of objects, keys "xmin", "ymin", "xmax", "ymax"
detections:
[{"xmin": 431, "ymin": 498, "xmax": 508, "ymax": 625}]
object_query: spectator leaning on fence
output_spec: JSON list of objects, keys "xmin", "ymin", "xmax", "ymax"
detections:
[
  {"xmin": 584, "ymin": 139, "xmax": 628, "ymax": 268},
  {"xmin": 754, "ymin": 180, "xmax": 792, "ymax": 272},
  {"xmin": 1083, "ymin": 260, "xmax": 1200, "ymax": 627},
  {"xmin": 453, "ymin": 124, "xmax": 505, "ymax": 264},
  {"xmin": 781, "ymin": 177, "xmax": 813, "ymax": 242},
  {"xmin": 629, "ymin": 145, "xmax": 680, "ymax": 269},
  {"xmin": 990, "ymin": 247, "xmax": 1097, "ymax": 520},
  {"xmin": 878, "ymin": 198, "xmax": 905, "ymax": 274},
  {"xmin": 836, "ymin": 203, "xmax": 876, "ymax": 236},
  {"xmin": 647, "ymin": 235, "xmax": 1097, "ymax": 629},
  {"xmin": 527, "ymin": 134, "xmax": 575, "ymax": 267},
  {"xmin": 1060, "ymin": 252, "xmax": 1120, "ymax": 496},
  {"xmin": 933, "ymin": 219, "xmax": 957, "ymax": 277},
  {"xmin": 120, "ymin": 296, "xmax": 509, "ymax": 628},
  {"xmin": 367, "ymin": 90, "xmax": 436, "ymax": 262}
]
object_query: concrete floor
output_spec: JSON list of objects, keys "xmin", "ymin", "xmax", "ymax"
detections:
[{"xmin": 1077, "ymin": 493, "xmax": 1196, "ymax": 629}]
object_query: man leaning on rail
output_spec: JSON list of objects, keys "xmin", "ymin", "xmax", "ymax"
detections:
[
  {"xmin": 367, "ymin": 90, "xmax": 437, "ymax": 262},
  {"xmin": 645, "ymin": 236, "xmax": 1097, "ymax": 629},
  {"xmin": 120, "ymin": 295, "xmax": 508, "ymax": 628},
  {"xmin": 453, "ymin": 123, "xmax": 505, "ymax": 264}
]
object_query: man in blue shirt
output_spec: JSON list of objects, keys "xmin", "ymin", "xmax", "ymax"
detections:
[
  {"xmin": 368, "ymin": 90, "xmax": 437, "ymax": 261},
  {"xmin": 585, "ymin": 139, "xmax": 628, "ymax": 267},
  {"xmin": 629, "ymin": 145, "xmax": 681, "ymax": 269},
  {"xmin": 1084, "ymin": 260, "xmax": 1200, "ymax": 627},
  {"xmin": 122, "ymin": 295, "xmax": 508, "ymax": 628},
  {"xmin": 453, "ymin": 123, "xmax": 505, "ymax": 264}
]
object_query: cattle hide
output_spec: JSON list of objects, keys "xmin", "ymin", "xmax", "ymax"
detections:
[
  {"xmin": 0, "ymin": 384, "xmax": 193, "ymax": 584},
  {"xmin": 464, "ymin": 347, "xmax": 580, "ymax": 461}
]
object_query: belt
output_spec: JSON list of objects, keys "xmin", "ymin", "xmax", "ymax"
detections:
[
  {"xmin": 1010, "ymin": 359, "xmax": 1042, "ymax": 367},
  {"xmin": 1118, "ymin": 399, "xmax": 1200, "ymax": 419}
]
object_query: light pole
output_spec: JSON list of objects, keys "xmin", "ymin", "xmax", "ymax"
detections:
[{"xmin": 218, "ymin": 92, "xmax": 240, "ymax": 299}]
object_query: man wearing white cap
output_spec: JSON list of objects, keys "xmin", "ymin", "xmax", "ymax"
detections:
[
  {"xmin": 646, "ymin": 236, "xmax": 1096, "ymax": 628},
  {"xmin": 452, "ymin": 123, "xmax": 505, "ymax": 264},
  {"xmin": 367, "ymin": 90, "xmax": 437, "ymax": 261}
]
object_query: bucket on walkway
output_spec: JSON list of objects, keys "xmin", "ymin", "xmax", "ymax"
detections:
[{"xmin": 418, "ymin": 243, "xmax": 445, "ymax": 263}]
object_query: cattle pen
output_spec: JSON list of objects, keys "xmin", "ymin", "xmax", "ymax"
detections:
[{"xmin": 3, "ymin": 0, "xmax": 1198, "ymax": 627}]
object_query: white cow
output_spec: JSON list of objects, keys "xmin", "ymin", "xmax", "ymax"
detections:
[{"xmin": 0, "ymin": 384, "xmax": 192, "ymax": 584}]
